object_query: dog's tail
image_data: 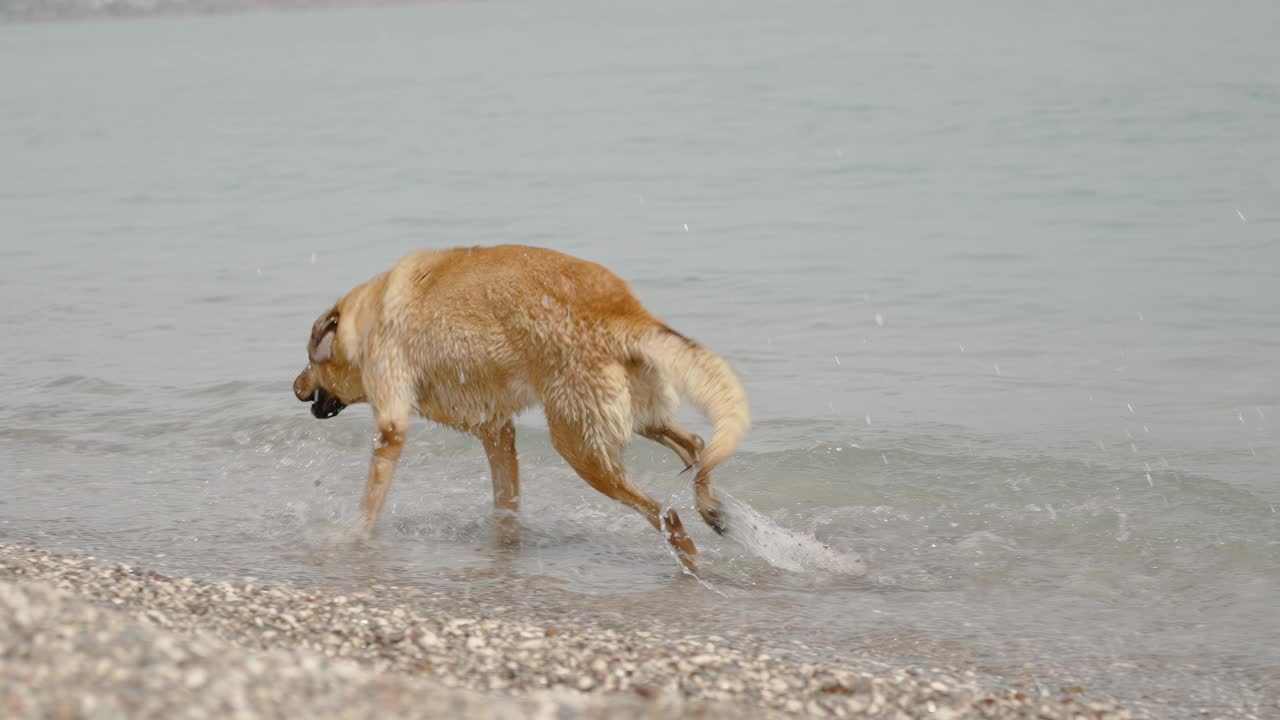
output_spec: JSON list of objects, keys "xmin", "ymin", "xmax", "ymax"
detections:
[{"xmin": 637, "ymin": 325, "xmax": 750, "ymax": 474}]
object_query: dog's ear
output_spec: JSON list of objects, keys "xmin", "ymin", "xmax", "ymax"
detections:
[{"xmin": 309, "ymin": 311, "xmax": 339, "ymax": 364}]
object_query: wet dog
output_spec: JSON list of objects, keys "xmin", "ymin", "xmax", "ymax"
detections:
[{"xmin": 292, "ymin": 245, "xmax": 749, "ymax": 571}]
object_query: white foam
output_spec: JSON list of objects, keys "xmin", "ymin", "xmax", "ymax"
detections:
[{"xmin": 720, "ymin": 494, "xmax": 868, "ymax": 576}]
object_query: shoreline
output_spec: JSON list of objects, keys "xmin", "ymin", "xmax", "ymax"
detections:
[{"xmin": 0, "ymin": 542, "xmax": 1133, "ymax": 719}]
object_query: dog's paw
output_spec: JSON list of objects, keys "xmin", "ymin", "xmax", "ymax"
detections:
[{"xmin": 699, "ymin": 502, "xmax": 727, "ymax": 535}]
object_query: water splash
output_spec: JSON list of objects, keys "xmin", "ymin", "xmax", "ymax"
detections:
[{"xmin": 720, "ymin": 493, "xmax": 867, "ymax": 576}]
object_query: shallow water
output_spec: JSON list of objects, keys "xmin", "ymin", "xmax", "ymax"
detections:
[{"xmin": 2, "ymin": 0, "xmax": 1278, "ymax": 715}]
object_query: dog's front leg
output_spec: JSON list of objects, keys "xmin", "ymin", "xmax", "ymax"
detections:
[
  {"xmin": 359, "ymin": 412, "xmax": 407, "ymax": 532},
  {"xmin": 479, "ymin": 419, "xmax": 520, "ymax": 545}
]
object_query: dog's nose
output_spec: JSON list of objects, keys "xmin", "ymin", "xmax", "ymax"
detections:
[{"xmin": 294, "ymin": 369, "xmax": 318, "ymax": 403}]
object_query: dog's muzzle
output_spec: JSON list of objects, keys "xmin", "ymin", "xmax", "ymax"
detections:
[{"xmin": 306, "ymin": 388, "xmax": 346, "ymax": 419}]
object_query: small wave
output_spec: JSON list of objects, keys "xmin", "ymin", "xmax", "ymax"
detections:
[
  {"xmin": 181, "ymin": 380, "xmax": 258, "ymax": 397},
  {"xmin": 43, "ymin": 375, "xmax": 130, "ymax": 395}
]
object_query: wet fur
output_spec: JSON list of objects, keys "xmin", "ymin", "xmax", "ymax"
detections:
[{"xmin": 293, "ymin": 245, "xmax": 750, "ymax": 572}]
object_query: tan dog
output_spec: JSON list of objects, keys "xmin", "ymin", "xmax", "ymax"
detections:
[{"xmin": 292, "ymin": 245, "xmax": 749, "ymax": 571}]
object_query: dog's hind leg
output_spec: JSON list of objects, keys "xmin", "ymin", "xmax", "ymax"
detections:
[
  {"xmin": 640, "ymin": 424, "xmax": 723, "ymax": 535},
  {"xmin": 640, "ymin": 424, "xmax": 704, "ymax": 470},
  {"xmin": 693, "ymin": 466, "xmax": 724, "ymax": 535},
  {"xmin": 478, "ymin": 419, "xmax": 520, "ymax": 545},
  {"xmin": 548, "ymin": 415, "xmax": 699, "ymax": 573},
  {"xmin": 629, "ymin": 363, "xmax": 724, "ymax": 534},
  {"xmin": 674, "ymin": 428, "xmax": 725, "ymax": 535}
]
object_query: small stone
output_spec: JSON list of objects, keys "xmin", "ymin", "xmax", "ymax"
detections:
[
  {"xmin": 184, "ymin": 668, "xmax": 207, "ymax": 689},
  {"xmin": 377, "ymin": 628, "xmax": 405, "ymax": 645}
]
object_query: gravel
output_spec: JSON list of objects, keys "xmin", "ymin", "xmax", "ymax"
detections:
[{"xmin": 0, "ymin": 542, "xmax": 1139, "ymax": 719}]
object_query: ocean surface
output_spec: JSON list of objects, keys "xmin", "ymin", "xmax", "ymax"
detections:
[{"xmin": 2, "ymin": 1, "xmax": 1277, "ymax": 715}]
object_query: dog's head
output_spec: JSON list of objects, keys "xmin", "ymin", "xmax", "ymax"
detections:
[{"xmin": 293, "ymin": 304, "xmax": 367, "ymax": 420}]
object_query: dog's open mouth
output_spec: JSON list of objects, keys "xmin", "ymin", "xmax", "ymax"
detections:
[{"xmin": 308, "ymin": 388, "xmax": 346, "ymax": 419}]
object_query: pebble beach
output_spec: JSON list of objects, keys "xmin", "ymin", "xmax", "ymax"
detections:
[{"xmin": 0, "ymin": 542, "xmax": 1139, "ymax": 720}]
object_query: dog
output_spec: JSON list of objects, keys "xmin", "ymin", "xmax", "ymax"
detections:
[{"xmin": 292, "ymin": 245, "xmax": 749, "ymax": 571}]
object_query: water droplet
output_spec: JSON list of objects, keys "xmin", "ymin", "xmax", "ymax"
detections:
[
  {"xmin": 833, "ymin": 354, "xmax": 841, "ymax": 366},
  {"xmin": 1115, "ymin": 512, "xmax": 1130, "ymax": 542},
  {"xmin": 1127, "ymin": 403, "xmax": 1135, "ymax": 414},
  {"xmin": 683, "ymin": 223, "xmax": 689, "ymax": 232},
  {"xmin": 865, "ymin": 414, "xmax": 872, "ymax": 425},
  {"xmin": 874, "ymin": 313, "xmax": 885, "ymax": 327},
  {"xmin": 993, "ymin": 363, "xmax": 1002, "ymax": 376}
]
